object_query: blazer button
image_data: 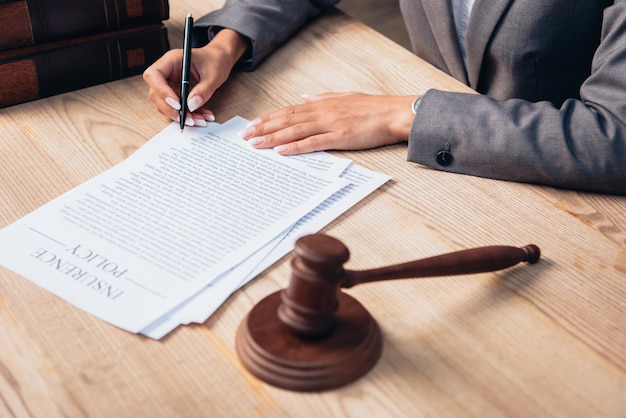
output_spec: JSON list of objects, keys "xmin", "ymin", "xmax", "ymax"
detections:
[{"xmin": 436, "ymin": 149, "xmax": 453, "ymax": 166}]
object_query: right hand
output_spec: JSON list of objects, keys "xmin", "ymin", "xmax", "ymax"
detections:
[{"xmin": 143, "ymin": 29, "xmax": 249, "ymax": 126}]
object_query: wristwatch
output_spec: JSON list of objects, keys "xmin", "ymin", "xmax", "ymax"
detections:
[{"xmin": 411, "ymin": 96, "xmax": 423, "ymax": 115}]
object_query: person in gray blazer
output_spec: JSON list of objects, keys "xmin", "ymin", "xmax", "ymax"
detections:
[{"xmin": 143, "ymin": 0, "xmax": 626, "ymax": 194}]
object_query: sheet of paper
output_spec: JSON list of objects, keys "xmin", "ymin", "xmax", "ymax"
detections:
[
  {"xmin": 141, "ymin": 152, "xmax": 391, "ymax": 338},
  {"xmin": 241, "ymin": 163, "xmax": 392, "ymax": 286},
  {"xmin": 0, "ymin": 118, "xmax": 348, "ymax": 333},
  {"xmin": 141, "ymin": 117, "xmax": 359, "ymax": 338}
]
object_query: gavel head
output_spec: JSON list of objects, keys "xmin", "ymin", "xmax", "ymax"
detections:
[{"xmin": 278, "ymin": 234, "xmax": 350, "ymax": 337}]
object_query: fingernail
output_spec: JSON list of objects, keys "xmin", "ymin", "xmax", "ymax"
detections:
[
  {"xmin": 248, "ymin": 137, "xmax": 264, "ymax": 146},
  {"xmin": 193, "ymin": 118, "xmax": 207, "ymax": 127},
  {"xmin": 188, "ymin": 95, "xmax": 203, "ymax": 112},
  {"xmin": 204, "ymin": 114, "xmax": 216, "ymax": 122},
  {"xmin": 238, "ymin": 127, "xmax": 254, "ymax": 138},
  {"xmin": 166, "ymin": 96, "xmax": 181, "ymax": 110},
  {"xmin": 301, "ymin": 93, "xmax": 321, "ymax": 102},
  {"xmin": 274, "ymin": 145, "xmax": 288, "ymax": 154},
  {"xmin": 185, "ymin": 117, "xmax": 194, "ymax": 126}
]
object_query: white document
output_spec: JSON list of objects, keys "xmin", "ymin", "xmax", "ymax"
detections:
[
  {"xmin": 141, "ymin": 162, "xmax": 391, "ymax": 339},
  {"xmin": 0, "ymin": 118, "xmax": 349, "ymax": 333}
]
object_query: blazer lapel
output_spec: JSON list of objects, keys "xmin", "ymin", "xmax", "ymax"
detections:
[
  {"xmin": 422, "ymin": 0, "xmax": 468, "ymax": 83},
  {"xmin": 465, "ymin": 0, "xmax": 515, "ymax": 88}
]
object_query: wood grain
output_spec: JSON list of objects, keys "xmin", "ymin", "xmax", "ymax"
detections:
[{"xmin": 0, "ymin": 1, "xmax": 625, "ymax": 417}]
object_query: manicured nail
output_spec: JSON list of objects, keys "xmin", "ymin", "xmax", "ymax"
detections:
[
  {"xmin": 301, "ymin": 93, "xmax": 321, "ymax": 101},
  {"xmin": 188, "ymin": 95, "xmax": 203, "ymax": 112},
  {"xmin": 166, "ymin": 96, "xmax": 181, "ymax": 110},
  {"xmin": 248, "ymin": 137, "xmax": 264, "ymax": 146},
  {"xmin": 238, "ymin": 127, "xmax": 255, "ymax": 138},
  {"xmin": 204, "ymin": 114, "xmax": 216, "ymax": 122},
  {"xmin": 193, "ymin": 118, "xmax": 207, "ymax": 127},
  {"xmin": 185, "ymin": 117, "xmax": 194, "ymax": 126},
  {"xmin": 274, "ymin": 145, "xmax": 288, "ymax": 154}
]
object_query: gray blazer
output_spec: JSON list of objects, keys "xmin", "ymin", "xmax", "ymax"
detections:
[{"xmin": 197, "ymin": 0, "xmax": 626, "ymax": 194}]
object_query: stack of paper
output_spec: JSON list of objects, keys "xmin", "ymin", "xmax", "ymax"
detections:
[{"xmin": 0, "ymin": 116, "xmax": 390, "ymax": 339}]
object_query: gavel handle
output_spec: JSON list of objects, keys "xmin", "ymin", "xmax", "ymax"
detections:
[{"xmin": 342, "ymin": 244, "xmax": 540, "ymax": 288}]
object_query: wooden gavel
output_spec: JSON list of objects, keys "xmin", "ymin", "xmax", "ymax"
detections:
[{"xmin": 236, "ymin": 234, "xmax": 540, "ymax": 392}]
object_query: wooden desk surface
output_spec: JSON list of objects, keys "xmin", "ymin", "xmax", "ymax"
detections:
[{"xmin": 1, "ymin": 1, "xmax": 625, "ymax": 416}]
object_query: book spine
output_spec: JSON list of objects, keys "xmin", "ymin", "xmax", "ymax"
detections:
[
  {"xmin": 0, "ymin": 0, "xmax": 169, "ymax": 51},
  {"xmin": 0, "ymin": 24, "xmax": 169, "ymax": 108}
]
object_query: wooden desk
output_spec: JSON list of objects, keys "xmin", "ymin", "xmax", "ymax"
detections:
[{"xmin": 1, "ymin": 1, "xmax": 625, "ymax": 416}]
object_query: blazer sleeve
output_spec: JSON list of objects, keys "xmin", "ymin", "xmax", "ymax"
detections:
[
  {"xmin": 408, "ymin": 1, "xmax": 626, "ymax": 195},
  {"xmin": 193, "ymin": 0, "xmax": 339, "ymax": 70}
]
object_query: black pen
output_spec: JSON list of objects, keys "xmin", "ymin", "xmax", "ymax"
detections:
[{"xmin": 179, "ymin": 13, "xmax": 193, "ymax": 132}]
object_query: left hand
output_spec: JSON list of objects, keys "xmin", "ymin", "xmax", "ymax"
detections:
[{"xmin": 239, "ymin": 92, "xmax": 417, "ymax": 155}]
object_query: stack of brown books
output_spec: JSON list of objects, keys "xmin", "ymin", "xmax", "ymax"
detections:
[{"xmin": 0, "ymin": 0, "xmax": 170, "ymax": 108}]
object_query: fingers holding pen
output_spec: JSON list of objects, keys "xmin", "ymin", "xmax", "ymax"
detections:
[
  {"xmin": 144, "ymin": 29, "xmax": 250, "ymax": 127},
  {"xmin": 163, "ymin": 87, "xmax": 215, "ymax": 127},
  {"xmin": 143, "ymin": 48, "xmax": 218, "ymax": 127}
]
